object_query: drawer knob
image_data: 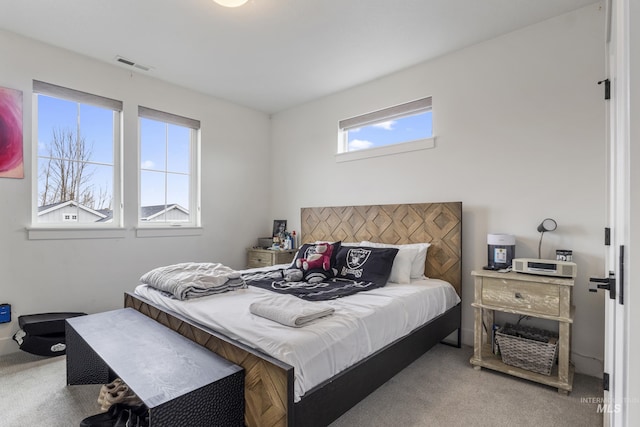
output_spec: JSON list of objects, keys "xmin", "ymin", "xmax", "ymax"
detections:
[{"xmin": 514, "ymin": 292, "xmax": 523, "ymax": 299}]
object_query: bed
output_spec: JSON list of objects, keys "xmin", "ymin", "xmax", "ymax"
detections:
[{"xmin": 124, "ymin": 202, "xmax": 462, "ymax": 427}]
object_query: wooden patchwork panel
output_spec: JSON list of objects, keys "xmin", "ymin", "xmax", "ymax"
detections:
[{"xmin": 301, "ymin": 202, "xmax": 462, "ymax": 296}]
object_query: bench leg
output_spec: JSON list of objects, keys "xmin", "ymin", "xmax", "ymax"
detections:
[
  {"xmin": 66, "ymin": 323, "xmax": 109, "ymax": 385},
  {"xmin": 149, "ymin": 372, "xmax": 244, "ymax": 427}
]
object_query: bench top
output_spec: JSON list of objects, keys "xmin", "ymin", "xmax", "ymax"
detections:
[{"xmin": 66, "ymin": 307, "xmax": 242, "ymax": 408}]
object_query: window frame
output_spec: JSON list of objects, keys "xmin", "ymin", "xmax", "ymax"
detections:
[
  {"xmin": 336, "ymin": 96, "xmax": 435, "ymax": 162},
  {"xmin": 137, "ymin": 106, "xmax": 201, "ymax": 229},
  {"xmin": 30, "ymin": 81, "xmax": 123, "ymax": 233}
]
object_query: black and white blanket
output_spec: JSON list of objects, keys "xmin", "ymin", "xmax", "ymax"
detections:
[{"xmin": 242, "ymin": 269, "xmax": 384, "ymax": 301}]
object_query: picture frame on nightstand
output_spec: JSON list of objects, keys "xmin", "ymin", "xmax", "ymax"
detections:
[{"xmin": 273, "ymin": 220, "xmax": 287, "ymax": 238}]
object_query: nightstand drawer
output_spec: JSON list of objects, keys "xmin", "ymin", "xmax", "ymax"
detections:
[
  {"xmin": 481, "ymin": 277, "xmax": 559, "ymax": 316},
  {"xmin": 273, "ymin": 251, "xmax": 295, "ymax": 266},
  {"xmin": 247, "ymin": 248, "xmax": 297, "ymax": 268},
  {"xmin": 247, "ymin": 252, "xmax": 273, "ymax": 268}
]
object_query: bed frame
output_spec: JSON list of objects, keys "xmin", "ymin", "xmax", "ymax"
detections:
[{"xmin": 125, "ymin": 202, "xmax": 462, "ymax": 427}]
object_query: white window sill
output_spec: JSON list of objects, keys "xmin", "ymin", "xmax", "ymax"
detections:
[
  {"xmin": 27, "ymin": 227, "xmax": 126, "ymax": 240},
  {"xmin": 336, "ymin": 137, "xmax": 435, "ymax": 163},
  {"xmin": 136, "ymin": 227, "xmax": 203, "ymax": 238},
  {"xmin": 27, "ymin": 226, "xmax": 203, "ymax": 240}
]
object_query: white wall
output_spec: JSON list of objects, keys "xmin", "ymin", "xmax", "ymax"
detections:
[
  {"xmin": 0, "ymin": 30, "xmax": 272, "ymax": 355},
  {"xmin": 270, "ymin": 4, "xmax": 606, "ymax": 377}
]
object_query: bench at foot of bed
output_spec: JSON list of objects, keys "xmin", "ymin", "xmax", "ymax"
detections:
[{"xmin": 66, "ymin": 307, "xmax": 244, "ymax": 427}]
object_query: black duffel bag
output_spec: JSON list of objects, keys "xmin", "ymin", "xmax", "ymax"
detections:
[{"xmin": 13, "ymin": 312, "xmax": 86, "ymax": 357}]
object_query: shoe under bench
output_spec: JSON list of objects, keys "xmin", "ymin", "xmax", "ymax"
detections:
[{"xmin": 66, "ymin": 307, "xmax": 244, "ymax": 427}]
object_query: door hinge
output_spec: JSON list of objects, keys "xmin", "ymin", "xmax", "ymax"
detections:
[
  {"xmin": 605, "ymin": 227, "xmax": 611, "ymax": 246},
  {"xmin": 619, "ymin": 245, "xmax": 624, "ymax": 305},
  {"xmin": 603, "ymin": 372, "xmax": 610, "ymax": 391},
  {"xmin": 598, "ymin": 79, "xmax": 611, "ymax": 100}
]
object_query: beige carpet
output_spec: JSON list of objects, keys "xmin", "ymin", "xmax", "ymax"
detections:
[
  {"xmin": 0, "ymin": 350, "xmax": 101, "ymax": 427},
  {"xmin": 0, "ymin": 344, "xmax": 602, "ymax": 427},
  {"xmin": 329, "ymin": 344, "xmax": 603, "ymax": 427}
]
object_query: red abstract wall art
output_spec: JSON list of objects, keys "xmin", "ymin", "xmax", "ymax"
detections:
[{"xmin": 0, "ymin": 87, "xmax": 23, "ymax": 179}]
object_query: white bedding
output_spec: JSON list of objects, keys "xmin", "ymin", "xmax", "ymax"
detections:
[{"xmin": 134, "ymin": 264, "xmax": 460, "ymax": 402}]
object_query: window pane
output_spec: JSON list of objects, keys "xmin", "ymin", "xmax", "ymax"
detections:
[
  {"xmin": 37, "ymin": 95, "xmax": 76, "ymax": 157},
  {"xmin": 38, "ymin": 158, "xmax": 113, "ymax": 214},
  {"xmin": 347, "ymin": 110, "xmax": 433, "ymax": 152},
  {"xmin": 80, "ymin": 104, "xmax": 114, "ymax": 164},
  {"xmin": 78, "ymin": 163, "xmax": 114, "ymax": 213},
  {"xmin": 167, "ymin": 173, "xmax": 189, "ymax": 213},
  {"xmin": 140, "ymin": 170, "xmax": 166, "ymax": 207},
  {"xmin": 167, "ymin": 124, "xmax": 190, "ymax": 174},
  {"xmin": 37, "ymin": 157, "xmax": 58, "ymax": 208},
  {"xmin": 140, "ymin": 118, "xmax": 166, "ymax": 171}
]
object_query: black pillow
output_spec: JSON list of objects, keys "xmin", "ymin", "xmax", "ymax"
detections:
[
  {"xmin": 291, "ymin": 241, "xmax": 342, "ymax": 270},
  {"xmin": 335, "ymin": 246, "xmax": 399, "ymax": 286}
]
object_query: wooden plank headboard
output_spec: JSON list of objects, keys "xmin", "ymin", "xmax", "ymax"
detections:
[{"xmin": 300, "ymin": 202, "xmax": 462, "ymax": 297}]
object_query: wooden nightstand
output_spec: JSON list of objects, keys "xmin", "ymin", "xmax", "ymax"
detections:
[
  {"xmin": 470, "ymin": 269, "xmax": 574, "ymax": 393},
  {"xmin": 246, "ymin": 248, "xmax": 297, "ymax": 268}
]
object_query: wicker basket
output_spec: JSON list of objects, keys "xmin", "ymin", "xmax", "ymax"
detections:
[{"xmin": 495, "ymin": 323, "xmax": 559, "ymax": 375}]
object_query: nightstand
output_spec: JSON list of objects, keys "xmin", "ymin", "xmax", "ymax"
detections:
[
  {"xmin": 246, "ymin": 248, "xmax": 297, "ymax": 268},
  {"xmin": 469, "ymin": 269, "xmax": 574, "ymax": 393}
]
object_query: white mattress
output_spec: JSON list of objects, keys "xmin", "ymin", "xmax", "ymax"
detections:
[{"xmin": 134, "ymin": 265, "xmax": 460, "ymax": 402}]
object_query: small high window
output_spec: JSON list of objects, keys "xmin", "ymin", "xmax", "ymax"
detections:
[{"xmin": 337, "ymin": 97, "xmax": 434, "ymax": 161}]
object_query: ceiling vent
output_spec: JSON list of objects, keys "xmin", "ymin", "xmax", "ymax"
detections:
[{"xmin": 115, "ymin": 56, "xmax": 152, "ymax": 72}]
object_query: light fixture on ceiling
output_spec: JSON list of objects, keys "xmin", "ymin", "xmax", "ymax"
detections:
[
  {"xmin": 213, "ymin": 0, "xmax": 248, "ymax": 7},
  {"xmin": 536, "ymin": 218, "xmax": 557, "ymax": 259}
]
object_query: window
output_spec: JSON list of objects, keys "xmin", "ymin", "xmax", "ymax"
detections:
[
  {"xmin": 33, "ymin": 81, "xmax": 122, "ymax": 227},
  {"xmin": 138, "ymin": 106, "xmax": 200, "ymax": 227},
  {"xmin": 337, "ymin": 97, "xmax": 434, "ymax": 161}
]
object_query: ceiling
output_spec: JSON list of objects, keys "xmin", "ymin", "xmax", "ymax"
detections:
[{"xmin": 0, "ymin": 0, "xmax": 597, "ymax": 113}]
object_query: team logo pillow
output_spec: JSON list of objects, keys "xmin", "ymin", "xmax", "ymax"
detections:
[{"xmin": 335, "ymin": 246, "xmax": 398, "ymax": 286}]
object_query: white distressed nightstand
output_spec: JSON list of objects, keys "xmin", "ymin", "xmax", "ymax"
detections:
[{"xmin": 469, "ymin": 269, "xmax": 574, "ymax": 393}]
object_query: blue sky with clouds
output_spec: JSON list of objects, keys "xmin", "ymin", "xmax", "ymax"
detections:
[{"xmin": 347, "ymin": 111, "xmax": 433, "ymax": 151}]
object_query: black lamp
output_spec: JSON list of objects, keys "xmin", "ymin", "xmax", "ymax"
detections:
[{"xmin": 537, "ymin": 218, "xmax": 557, "ymax": 259}]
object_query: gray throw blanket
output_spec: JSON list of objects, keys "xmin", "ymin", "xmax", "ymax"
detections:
[{"xmin": 140, "ymin": 262, "xmax": 246, "ymax": 300}]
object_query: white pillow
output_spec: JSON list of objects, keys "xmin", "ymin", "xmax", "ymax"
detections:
[
  {"xmin": 314, "ymin": 241, "xmax": 359, "ymax": 247},
  {"xmin": 360, "ymin": 241, "xmax": 431, "ymax": 279}
]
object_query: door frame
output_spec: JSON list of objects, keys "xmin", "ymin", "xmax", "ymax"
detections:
[{"xmin": 604, "ymin": 0, "xmax": 630, "ymax": 425}]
